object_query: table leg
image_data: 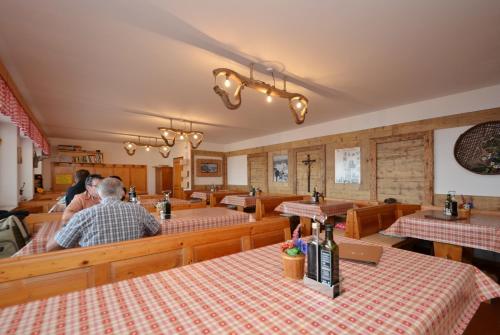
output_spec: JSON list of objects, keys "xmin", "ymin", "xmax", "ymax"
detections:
[
  {"xmin": 433, "ymin": 242, "xmax": 463, "ymax": 262},
  {"xmin": 301, "ymin": 217, "xmax": 312, "ymax": 236}
]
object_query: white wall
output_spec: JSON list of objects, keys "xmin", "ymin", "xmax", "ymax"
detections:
[
  {"xmin": 0, "ymin": 121, "xmax": 19, "ymax": 210},
  {"xmin": 227, "ymin": 155, "xmax": 247, "ymax": 185},
  {"xmin": 435, "ymin": 126, "xmax": 500, "ymax": 197},
  {"xmin": 225, "ymin": 84, "xmax": 500, "ymax": 151},
  {"xmin": 20, "ymin": 137, "xmax": 34, "ymax": 200}
]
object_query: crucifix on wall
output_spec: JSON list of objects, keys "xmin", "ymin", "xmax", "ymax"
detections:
[{"xmin": 302, "ymin": 154, "xmax": 316, "ymax": 192}]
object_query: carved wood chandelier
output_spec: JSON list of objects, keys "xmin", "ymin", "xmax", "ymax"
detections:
[
  {"xmin": 213, "ymin": 64, "xmax": 309, "ymax": 124},
  {"xmin": 124, "ymin": 136, "xmax": 171, "ymax": 158},
  {"xmin": 158, "ymin": 119, "xmax": 204, "ymax": 149}
]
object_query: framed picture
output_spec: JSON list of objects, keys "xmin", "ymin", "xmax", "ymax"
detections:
[
  {"xmin": 272, "ymin": 154, "xmax": 288, "ymax": 182},
  {"xmin": 196, "ymin": 158, "xmax": 222, "ymax": 177},
  {"xmin": 335, "ymin": 147, "xmax": 361, "ymax": 184}
]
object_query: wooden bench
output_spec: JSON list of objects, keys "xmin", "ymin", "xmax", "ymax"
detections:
[
  {"xmin": 16, "ymin": 199, "xmax": 59, "ymax": 213},
  {"xmin": 23, "ymin": 213, "xmax": 63, "ymax": 234},
  {"xmin": 209, "ymin": 191, "xmax": 248, "ymax": 207},
  {"xmin": 0, "ymin": 216, "xmax": 290, "ymax": 308},
  {"xmin": 255, "ymin": 195, "xmax": 306, "ymax": 220},
  {"xmin": 344, "ymin": 203, "xmax": 421, "ymax": 248},
  {"xmin": 326, "ymin": 198, "xmax": 380, "ymax": 209}
]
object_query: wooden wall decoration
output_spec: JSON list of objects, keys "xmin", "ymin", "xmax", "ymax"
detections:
[
  {"xmin": 294, "ymin": 145, "xmax": 325, "ymax": 195},
  {"xmin": 453, "ymin": 121, "xmax": 500, "ymax": 175},
  {"xmin": 195, "ymin": 158, "xmax": 222, "ymax": 177},
  {"xmin": 247, "ymin": 153, "xmax": 268, "ymax": 192},
  {"xmin": 370, "ymin": 131, "xmax": 433, "ymax": 205}
]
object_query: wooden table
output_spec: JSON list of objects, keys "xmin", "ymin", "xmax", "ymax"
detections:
[
  {"xmin": 14, "ymin": 208, "xmax": 252, "ymax": 256},
  {"xmin": 2, "ymin": 236, "xmax": 499, "ymax": 334},
  {"xmin": 275, "ymin": 199, "xmax": 354, "ymax": 235},
  {"xmin": 383, "ymin": 210, "xmax": 500, "ymax": 261}
]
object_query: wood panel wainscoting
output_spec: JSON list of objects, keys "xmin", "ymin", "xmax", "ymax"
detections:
[
  {"xmin": 370, "ymin": 131, "xmax": 433, "ymax": 205},
  {"xmin": 51, "ymin": 163, "xmax": 148, "ymax": 193},
  {"xmin": 0, "ymin": 216, "xmax": 290, "ymax": 308},
  {"xmin": 247, "ymin": 153, "xmax": 268, "ymax": 192},
  {"xmin": 227, "ymin": 108, "xmax": 499, "ymax": 206}
]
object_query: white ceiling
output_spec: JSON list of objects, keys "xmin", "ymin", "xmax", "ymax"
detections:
[{"xmin": 1, "ymin": 0, "xmax": 500, "ymax": 144}]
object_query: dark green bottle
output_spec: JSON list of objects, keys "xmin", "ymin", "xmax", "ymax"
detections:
[{"xmin": 320, "ymin": 224, "xmax": 340, "ymax": 296}]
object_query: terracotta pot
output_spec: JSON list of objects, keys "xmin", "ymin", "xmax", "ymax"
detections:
[{"xmin": 282, "ymin": 252, "xmax": 305, "ymax": 280}]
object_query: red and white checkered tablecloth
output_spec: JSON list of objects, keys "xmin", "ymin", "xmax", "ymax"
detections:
[
  {"xmin": 139, "ymin": 197, "xmax": 192, "ymax": 207},
  {"xmin": 383, "ymin": 210, "xmax": 500, "ymax": 253},
  {"xmin": 1, "ymin": 235, "xmax": 499, "ymax": 335},
  {"xmin": 191, "ymin": 191, "xmax": 209, "ymax": 201},
  {"xmin": 160, "ymin": 209, "xmax": 250, "ymax": 234},
  {"xmin": 275, "ymin": 200, "xmax": 354, "ymax": 222},
  {"xmin": 220, "ymin": 194, "xmax": 255, "ymax": 208},
  {"xmin": 13, "ymin": 221, "xmax": 64, "ymax": 256},
  {"xmin": 13, "ymin": 209, "xmax": 251, "ymax": 256}
]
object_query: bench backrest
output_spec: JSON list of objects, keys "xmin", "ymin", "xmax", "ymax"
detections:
[
  {"xmin": 346, "ymin": 203, "xmax": 421, "ymax": 239},
  {"xmin": 255, "ymin": 195, "xmax": 306, "ymax": 220},
  {"xmin": 0, "ymin": 216, "xmax": 290, "ymax": 308}
]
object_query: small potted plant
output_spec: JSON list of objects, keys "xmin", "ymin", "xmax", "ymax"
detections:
[{"xmin": 281, "ymin": 226, "xmax": 307, "ymax": 280}]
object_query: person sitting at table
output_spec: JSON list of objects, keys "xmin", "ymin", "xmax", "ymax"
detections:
[
  {"xmin": 65, "ymin": 169, "xmax": 90, "ymax": 205},
  {"xmin": 47, "ymin": 177, "xmax": 159, "ymax": 251},
  {"xmin": 61, "ymin": 174, "xmax": 103, "ymax": 222},
  {"xmin": 109, "ymin": 175, "xmax": 127, "ymax": 201}
]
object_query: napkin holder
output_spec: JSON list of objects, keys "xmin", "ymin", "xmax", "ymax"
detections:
[{"xmin": 303, "ymin": 275, "xmax": 342, "ymax": 299}]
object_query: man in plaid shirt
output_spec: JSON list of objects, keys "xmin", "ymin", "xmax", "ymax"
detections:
[{"xmin": 47, "ymin": 177, "xmax": 159, "ymax": 250}]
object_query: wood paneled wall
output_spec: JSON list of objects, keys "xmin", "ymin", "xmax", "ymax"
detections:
[{"xmin": 225, "ymin": 108, "xmax": 500, "ymax": 208}]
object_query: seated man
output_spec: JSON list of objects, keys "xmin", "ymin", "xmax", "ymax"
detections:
[
  {"xmin": 61, "ymin": 174, "xmax": 103, "ymax": 222},
  {"xmin": 47, "ymin": 177, "xmax": 159, "ymax": 251}
]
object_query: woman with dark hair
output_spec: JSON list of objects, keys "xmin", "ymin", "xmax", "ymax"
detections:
[{"xmin": 65, "ymin": 169, "xmax": 90, "ymax": 205}]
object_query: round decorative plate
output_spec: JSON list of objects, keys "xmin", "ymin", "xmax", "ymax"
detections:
[{"xmin": 453, "ymin": 121, "xmax": 500, "ymax": 175}]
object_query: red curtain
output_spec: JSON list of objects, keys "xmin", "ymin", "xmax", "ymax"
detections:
[{"xmin": 0, "ymin": 76, "xmax": 50, "ymax": 154}]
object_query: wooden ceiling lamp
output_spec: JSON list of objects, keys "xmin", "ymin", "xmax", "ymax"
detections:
[
  {"xmin": 123, "ymin": 137, "xmax": 171, "ymax": 158},
  {"xmin": 158, "ymin": 119, "xmax": 204, "ymax": 149},
  {"xmin": 213, "ymin": 64, "xmax": 309, "ymax": 124}
]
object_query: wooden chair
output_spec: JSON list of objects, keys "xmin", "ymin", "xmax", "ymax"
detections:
[{"xmin": 0, "ymin": 216, "xmax": 290, "ymax": 308}]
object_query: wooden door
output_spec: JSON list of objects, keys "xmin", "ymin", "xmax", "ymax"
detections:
[
  {"xmin": 112, "ymin": 165, "xmax": 131, "ymax": 188},
  {"xmin": 295, "ymin": 146, "xmax": 326, "ymax": 195},
  {"xmin": 155, "ymin": 166, "xmax": 173, "ymax": 194},
  {"xmin": 247, "ymin": 153, "xmax": 268, "ymax": 192},
  {"xmin": 371, "ymin": 132, "xmax": 433, "ymax": 204},
  {"xmin": 130, "ymin": 166, "xmax": 147, "ymax": 194},
  {"xmin": 173, "ymin": 158, "xmax": 183, "ymax": 198}
]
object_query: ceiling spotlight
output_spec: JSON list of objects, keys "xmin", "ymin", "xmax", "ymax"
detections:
[
  {"xmin": 224, "ymin": 75, "xmax": 231, "ymax": 88},
  {"xmin": 296, "ymin": 101, "xmax": 302, "ymax": 109},
  {"xmin": 159, "ymin": 145, "xmax": 170, "ymax": 158},
  {"xmin": 145, "ymin": 145, "xmax": 151, "ymax": 152},
  {"xmin": 266, "ymin": 91, "xmax": 273, "ymax": 103},
  {"xmin": 179, "ymin": 133, "xmax": 185, "ymax": 140}
]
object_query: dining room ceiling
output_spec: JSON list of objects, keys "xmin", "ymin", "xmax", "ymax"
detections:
[{"xmin": 0, "ymin": 0, "xmax": 500, "ymax": 145}]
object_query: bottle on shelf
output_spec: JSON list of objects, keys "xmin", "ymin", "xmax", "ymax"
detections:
[
  {"xmin": 306, "ymin": 219, "xmax": 321, "ymax": 281},
  {"xmin": 444, "ymin": 192, "xmax": 452, "ymax": 216},
  {"xmin": 128, "ymin": 186, "xmax": 137, "ymax": 203},
  {"xmin": 450, "ymin": 192, "xmax": 458, "ymax": 217},
  {"xmin": 320, "ymin": 224, "xmax": 340, "ymax": 297},
  {"xmin": 161, "ymin": 192, "xmax": 171, "ymax": 220}
]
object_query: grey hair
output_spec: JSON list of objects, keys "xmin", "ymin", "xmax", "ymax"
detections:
[{"xmin": 97, "ymin": 177, "xmax": 125, "ymax": 200}]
